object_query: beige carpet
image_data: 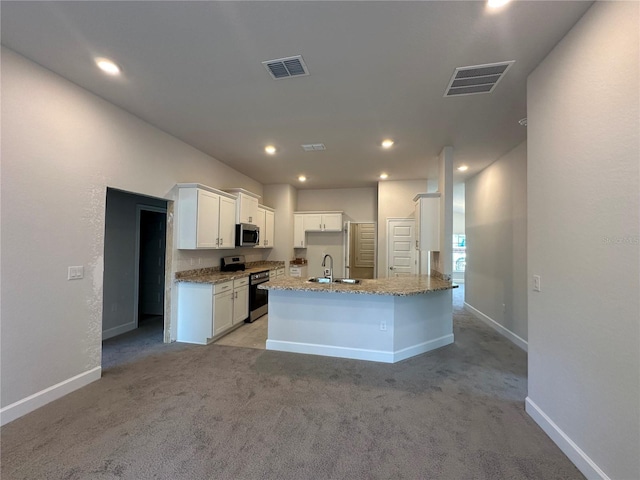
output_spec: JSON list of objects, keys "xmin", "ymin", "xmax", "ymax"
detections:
[{"xmin": 0, "ymin": 286, "xmax": 584, "ymax": 479}]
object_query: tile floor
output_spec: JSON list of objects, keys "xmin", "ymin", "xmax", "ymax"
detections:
[{"xmin": 214, "ymin": 314, "xmax": 268, "ymax": 350}]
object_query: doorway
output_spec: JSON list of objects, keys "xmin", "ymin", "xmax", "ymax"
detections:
[
  {"xmin": 386, "ymin": 218, "xmax": 416, "ymax": 277},
  {"xmin": 136, "ymin": 206, "xmax": 167, "ymax": 327},
  {"xmin": 102, "ymin": 188, "xmax": 168, "ymax": 346},
  {"xmin": 345, "ymin": 222, "xmax": 376, "ymax": 279}
]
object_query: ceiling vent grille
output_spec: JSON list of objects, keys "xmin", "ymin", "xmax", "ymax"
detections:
[
  {"xmin": 301, "ymin": 143, "xmax": 326, "ymax": 151},
  {"xmin": 263, "ymin": 55, "xmax": 309, "ymax": 79},
  {"xmin": 444, "ymin": 61, "xmax": 515, "ymax": 97}
]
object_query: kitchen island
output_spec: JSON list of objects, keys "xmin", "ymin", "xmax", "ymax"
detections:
[{"xmin": 260, "ymin": 275, "xmax": 457, "ymax": 363}]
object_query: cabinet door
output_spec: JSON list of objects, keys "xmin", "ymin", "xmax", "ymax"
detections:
[
  {"xmin": 233, "ymin": 286, "xmax": 249, "ymax": 325},
  {"xmin": 196, "ymin": 190, "xmax": 220, "ymax": 248},
  {"xmin": 293, "ymin": 214, "xmax": 306, "ymax": 248},
  {"xmin": 303, "ymin": 214, "xmax": 323, "ymax": 232},
  {"xmin": 322, "ymin": 214, "xmax": 343, "ymax": 232},
  {"xmin": 255, "ymin": 207, "xmax": 266, "ymax": 248},
  {"xmin": 418, "ymin": 197, "xmax": 440, "ymax": 252},
  {"xmin": 218, "ymin": 195, "xmax": 236, "ymax": 249},
  {"xmin": 414, "ymin": 200, "xmax": 421, "ymax": 250},
  {"xmin": 177, "ymin": 283, "xmax": 213, "ymax": 344},
  {"xmin": 213, "ymin": 290, "xmax": 234, "ymax": 336},
  {"xmin": 238, "ymin": 193, "xmax": 259, "ymax": 224},
  {"xmin": 264, "ymin": 210, "xmax": 275, "ymax": 247}
]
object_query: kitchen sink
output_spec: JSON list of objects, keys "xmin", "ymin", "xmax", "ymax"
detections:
[
  {"xmin": 307, "ymin": 277, "xmax": 332, "ymax": 283},
  {"xmin": 307, "ymin": 277, "xmax": 361, "ymax": 284}
]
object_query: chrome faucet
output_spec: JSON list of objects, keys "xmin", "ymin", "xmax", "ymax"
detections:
[{"xmin": 322, "ymin": 254, "xmax": 334, "ymax": 282}]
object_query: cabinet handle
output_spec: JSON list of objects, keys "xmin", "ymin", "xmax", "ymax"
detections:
[
  {"xmin": 234, "ymin": 292, "xmax": 238, "ymax": 299},
  {"xmin": 220, "ymin": 238, "xmax": 223, "ymax": 246},
  {"xmin": 249, "ymin": 216, "xmax": 252, "ymax": 223},
  {"xmin": 216, "ymin": 238, "xmax": 219, "ymax": 246}
]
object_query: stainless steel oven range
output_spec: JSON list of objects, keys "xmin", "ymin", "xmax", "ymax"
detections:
[{"xmin": 249, "ymin": 270, "xmax": 269, "ymax": 322}]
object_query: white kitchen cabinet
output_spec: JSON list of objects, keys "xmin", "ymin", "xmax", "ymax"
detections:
[
  {"xmin": 294, "ymin": 214, "xmax": 306, "ymax": 248},
  {"xmin": 177, "ymin": 184, "xmax": 237, "ymax": 249},
  {"xmin": 256, "ymin": 205, "xmax": 275, "ymax": 248},
  {"xmin": 177, "ymin": 277, "xmax": 249, "ymax": 344},
  {"xmin": 213, "ymin": 285, "xmax": 234, "ymax": 336},
  {"xmin": 225, "ymin": 188, "xmax": 260, "ymax": 225},
  {"xmin": 289, "ymin": 265, "xmax": 308, "ymax": 278},
  {"xmin": 264, "ymin": 209, "xmax": 275, "ymax": 247},
  {"xmin": 232, "ymin": 277, "xmax": 249, "ymax": 325},
  {"xmin": 218, "ymin": 195, "xmax": 236, "ymax": 249},
  {"xmin": 414, "ymin": 193, "xmax": 440, "ymax": 252},
  {"xmin": 321, "ymin": 213, "xmax": 343, "ymax": 232},
  {"xmin": 298, "ymin": 211, "xmax": 343, "ymax": 232},
  {"xmin": 303, "ymin": 214, "xmax": 323, "ymax": 232},
  {"xmin": 276, "ymin": 267, "xmax": 285, "ymax": 277},
  {"xmin": 255, "ymin": 206, "xmax": 266, "ymax": 247}
]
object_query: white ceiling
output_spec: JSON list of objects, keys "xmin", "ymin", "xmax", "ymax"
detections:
[{"xmin": 1, "ymin": 1, "xmax": 593, "ymax": 190}]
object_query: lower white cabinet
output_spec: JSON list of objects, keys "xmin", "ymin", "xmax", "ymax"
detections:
[
  {"xmin": 232, "ymin": 278, "xmax": 249, "ymax": 325},
  {"xmin": 213, "ymin": 286, "xmax": 234, "ymax": 336},
  {"xmin": 289, "ymin": 265, "xmax": 308, "ymax": 278},
  {"xmin": 177, "ymin": 277, "xmax": 249, "ymax": 345}
]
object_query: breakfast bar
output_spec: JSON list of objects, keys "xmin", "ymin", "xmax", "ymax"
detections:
[{"xmin": 260, "ymin": 276, "xmax": 457, "ymax": 363}]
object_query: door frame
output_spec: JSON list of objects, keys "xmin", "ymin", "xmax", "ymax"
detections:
[
  {"xmin": 386, "ymin": 217, "xmax": 416, "ymax": 278},
  {"xmin": 344, "ymin": 221, "xmax": 378, "ymax": 278},
  {"xmin": 134, "ymin": 205, "xmax": 168, "ymax": 330}
]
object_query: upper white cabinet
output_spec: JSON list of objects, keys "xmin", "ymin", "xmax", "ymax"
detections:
[
  {"xmin": 264, "ymin": 208, "xmax": 275, "ymax": 248},
  {"xmin": 413, "ymin": 193, "xmax": 440, "ymax": 252},
  {"xmin": 302, "ymin": 212, "xmax": 343, "ymax": 232},
  {"xmin": 294, "ymin": 211, "xmax": 343, "ymax": 248},
  {"xmin": 255, "ymin": 205, "xmax": 275, "ymax": 248},
  {"xmin": 294, "ymin": 214, "xmax": 306, "ymax": 248},
  {"xmin": 225, "ymin": 188, "xmax": 260, "ymax": 225},
  {"xmin": 177, "ymin": 184, "xmax": 237, "ymax": 249}
]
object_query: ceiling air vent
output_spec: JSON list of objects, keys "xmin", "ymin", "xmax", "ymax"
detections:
[
  {"xmin": 444, "ymin": 61, "xmax": 515, "ymax": 97},
  {"xmin": 301, "ymin": 143, "xmax": 326, "ymax": 151},
  {"xmin": 262, "ymin": 55, "xmax": 309, "ymax": 80}
]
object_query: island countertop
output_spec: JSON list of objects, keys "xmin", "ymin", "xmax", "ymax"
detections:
[{"xmin": 259, "ymin": 275, "xmax": 457, "ymax": 297}]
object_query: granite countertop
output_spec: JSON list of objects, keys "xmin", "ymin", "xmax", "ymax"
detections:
[
  {"xmin": 175, "ymin": 261, "xmax": 285, "ymax": 285},
  {"xmin": 259, "ymin": 275, "xmax": 457, "ymax": 297}
]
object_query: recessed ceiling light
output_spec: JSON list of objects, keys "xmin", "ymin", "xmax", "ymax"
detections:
[
  {"xmin": 379, "ymin": 173, "xmax": 389, "ymax": 179},
  {"xmin": 487, "ymin": 0, "xmax": 511, "ymax": 8},
  {"xmin": 457, "ymin": 165, "xmax": 469, "ymax": 172},
  {"xmin": 265, "ymin": 145, "xmax": 277, "ymax": 155},
  {"xmin": 95, "ymin": 57, "xmax": 121, "ymax": 75},
  {"xmin": 381, "ymin": 139, "xmax": 394, "ymax": 149},
  {"xmin": 298, "ymin": 175, "xmax": 306, "ymax": 182}
]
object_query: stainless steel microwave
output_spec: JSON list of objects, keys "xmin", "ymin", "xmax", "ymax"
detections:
[{"xmin": 235, "ymin": 223, "xmax": 260, "ymax": 247}]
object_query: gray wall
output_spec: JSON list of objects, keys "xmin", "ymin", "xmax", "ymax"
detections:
[
  {"xmin": 297, "ymin": 187, "xmax": 377, "ymax": 222},
  {"xmin": 1, "ymin": 47, "xmax": 263, "ymax": 412},
  {"xmin": 465, "ymin": 141, "xmax": 527, "ymax": 345},
  {"xmin": 527, "ymin": 2, "xmax": 639, "ymax": 479},
  {"xmin": 102, "ymin": 189, "xmax": 167, "ymax": 337}
]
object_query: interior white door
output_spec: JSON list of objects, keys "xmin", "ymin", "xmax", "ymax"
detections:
[{"xmin": 387, "ymin": 219, "xmax": 416, "ymax": 277}]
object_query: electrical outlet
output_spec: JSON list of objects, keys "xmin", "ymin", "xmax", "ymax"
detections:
[
  {"xmin": 380, "ymin": 321, "xmax": 387, "ymax": 331},
  {"xmin": 67, "ymin": 266, "xmax": 84, "ymax": 280},
  {"xmin": 533, "ymin": 275, "xmax": 541, "ymax": 292}
]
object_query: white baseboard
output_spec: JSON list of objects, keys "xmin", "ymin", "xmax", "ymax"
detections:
[
  {"xmin": 102, "ymin": 321, "xmax": 136, "ymax": 340},
  {"xmin": 525, "ymin": 397, "xmax": 610, "ymax": 480},
  {"xmin": 267, "ymin": 340, "xmax": 394, "ymax": 363},
  {"xmin": 464, "ymin": 302, "xmax": 528, "ymax": 352},
  {"xmin": 0, "ymin": 367, "xmax": 101, "ymax": 426},
  {"xmin": 393, "ymin": 334, "xmax": 454, "ymax": 362},
  {"xmin": 266, "ymin": 335, "xmax": 454, "ymax": 364}
]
